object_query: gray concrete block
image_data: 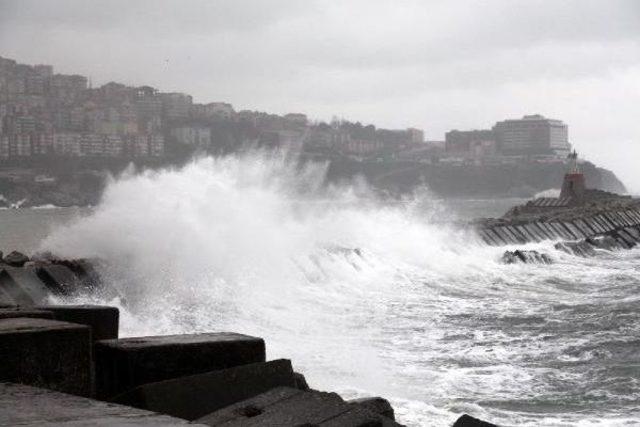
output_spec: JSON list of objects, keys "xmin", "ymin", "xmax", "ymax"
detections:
[
  {"xmin": 95, "ymin": 332, "xmax": 265, "ymax": 399},
  {"xmin": 624, "ymin": 227, "xmax": 640, "ymax": 241},
  {"xmin": 515, "ymin": 225, "xmax": 535, "ymax": 242},
  {"xmin": 621, "ymin": 211, "xmax": 636, "ymax": 226},
  {"xmin": 114, "ymin": 359, "xmax": 297, "ymax": 420},
  {"xmin": 536, "ymin": 222, "xmax": 556, "ymax": 239},
  {"xmin": 563, "ymin": 221, "xmax": 584, "ymax": 238},
  {"xmin": 596, "ymin": 214, "xmax": 615, "ymax": 231},
  {"xmin": 0, "ymin": 382, "xmax": 197, "ymax": 426},
  {"xmin": 486, "ymin": 228, "xmax": 505, "ymax": 245},
  {"xmin": 194, "ymin": 387, "xmax": 389, "ymax": 427},
  {"xmin": 505, "ymin": 226, "xmax": 527, "ymax": 243},
  {"xmin": 531, "ymin": 223, "xmax": 552, "ymax": 240},
  {"xmin": 548, "ymin": 222, "xmax": 573, "ymax": 240},
  {"xmin": 493, "ymin": 227, "xmax": 514, "ymax": 244},
  {"xmin": 477, "ymin": 230, "xmax": 494, "ymax": 245},
  {"xmin": 584, "ymin": 218, "xmax": 603, "ymax": 234},
  {"xmin": 0, "ymin": 318, "xmax": 91, "ymax": 396},
  {"xmin": 591, "ymin": 216, "xmax": 609, "ymax": 233},
  {"xmin": 38, "ymin": 304, "xmax": 119, "ymax": 340},
  {"xmin": 522, "ymin": 224, "xmax": 542, "ymax": 242},
  {"xmin": 36, "ymin": 264, "xmax": 81, "ymax": 295},
  {"xmin": 0, "ymin": 267, "xmax": 46, "ymax": 305},
  {"xmin": 348, "ymin": 397, "xmax": 395, "ymax": 420},
  {"xmin": 0, "ymin": 307, "xmax": 54, "ymax": 319}
]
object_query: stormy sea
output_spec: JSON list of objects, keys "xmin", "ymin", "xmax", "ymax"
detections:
[{"xmin": 2, "ymin": 153, "xmax": 639, "ymax": 427}]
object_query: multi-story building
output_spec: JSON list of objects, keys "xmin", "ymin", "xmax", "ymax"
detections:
[
  {"xmin": 104, "ymin": 134, "xmax": 124, "ymax": 157},
  {"xmin": 8, "ymin": 133, "xmax": 32, "ymax": 157},
  {"xmin": 161, "ymin": 93, "xmax": 192, "ymax": 120},
  {"xmin": 81, "ymin": 133, "xmax": 104, "ymax": 156},
  {"xmin": 131, "ymin": 135, "xmax": 149, "ymax": 157},
  {"xmin": 0, "ymin": 134, "xmax": 9, "ymax": 158},
  {"xmin": 50, "ymin": 74, "xmax": 88, "ymax": 102},
  {"xmin": 135, "ymin": 86, "xmax": 163, "ymax": 118},
  {"xmin": 53, "ymin": 132, "xmax": 82, "ymax": 156},
  {"xmin": 445, "ymin": 129, "xmax": 495, "ymax": 153},
  {"xmin": 148, "ymin": 134, "xmax": 165, "ymax": 157},
  {"xmin": 407, "ymin": 128, "xmax": 425, "ymax": 144},
  {"xmin": 171, "ymin": 125, "xmax": 211, "ymax": 148},
  {"xmin": 192, "ymin": 102, "xmax": 235, "ymax": 120},
  {"xmin": 493, "ymin": 114, "xmax": 571, "ymax": 156},
  {"xmin": 284, "ymin": 113, "xmax": 308, "ymax": 126},
  {"xmin": 33, "ymin": 133, "xmax": 54, "ymax": 156},
  {"xmin": 341, "ymin": 139, "xmax": 384, "ymax": 156}
]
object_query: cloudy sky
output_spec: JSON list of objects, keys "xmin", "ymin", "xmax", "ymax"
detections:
[{"xmin": 1, "ymin": 0, "xmax": 639, "ymax": 191}]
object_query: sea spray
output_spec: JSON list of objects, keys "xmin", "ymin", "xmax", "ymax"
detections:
[{"xmin": 40, "ymin": 152, "xmax": 640, "ymax": 426}]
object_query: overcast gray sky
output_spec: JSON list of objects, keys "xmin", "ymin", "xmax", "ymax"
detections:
[{"xmin": 1, "ymin": 0, "xmax": 639, "ymax": 192}]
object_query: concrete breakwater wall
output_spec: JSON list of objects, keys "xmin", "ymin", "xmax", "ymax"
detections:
[
  {"xmin": 0, "ymin": 252, "xmax": 496, "ymax": 426},
  {"xmin": 475, "ymin": 207, "xmax": 640, "ymax": 253}
]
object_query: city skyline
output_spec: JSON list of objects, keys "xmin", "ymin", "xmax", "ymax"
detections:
[{"xmin": 1, "ymin": 0, "xmax": 639, "ymax": 191}]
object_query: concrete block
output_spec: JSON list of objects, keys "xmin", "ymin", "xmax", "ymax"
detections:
[
  {"xmin": 608, "ymin": 231, "xmax": 633, "ymax": 249},
  {"xmin": 614, "ymin": 230, "xmax": 636, "ymax": 247},
  {"xmin": 0, "ymin": 287, "xmax": 16, "ymax": 307},
  {"xmin": 95, "ymin": 332, "xmax": 265, "ymax": 399},
  {"xmin": 194, "ymin": 387, "xmax": 391, "ymax": 427},
  {"xmin": 584, "ymin": 218, "xmax": 603, "ymax": 234},
  {"xmin": 535, "ymin": 222, "xmax": 556, "ymax": 240},
  {"xmin": 452, "ymin": 414, "xmax": 498, "ymax": 427},
  {"xmin": 596, "ymin": 214, "xmax": 615, "ymax": 231},
  {"xmin": 623, "ymin": 227, "xmax": 640, "ymax": 241},
  {"xmin": 572, "ymin": 220, "xmax": 593, "ymax": 237},
  {"xmin": 621, "ymin": 211, "xmax": 636, "ymax": 226},
  {"xmin": 3, "ymin": 251, "xmax": 29, "ymax": 267},
  {"xmin": 614, "ymin": 212, "xmax": 631, "ymax": 227},
  {"xmin": 477, "ymin": 230, "xmax": 494, "ymax": 245},
  {"xmin": 524, "ymin": 224, "xmax": 545, "ymax": 241},
  {"xmin": 38, "ymin": 304, "xmax": 119, "ymax": 340},
  {"xmin": 483, "ymin": 229, "xmax": 501, "ymax": 246},
  {"xmin": 530, "ymin": 223, "xmax": 550, "ymax": 240},
  {"xmin": 628, "ymin": 209, "xmax": 640, "ymax": 223},
  {"xmin": 0, "ymin": 307, "xmax": 54, "ymax": 320},
  {"xmin": 0, "ymin": 266, "xmax": 51, "ymax": 305},
  {"xmin": 348, "ymin": 397, "xmax": 395, "ymax": 420},
  {"xmin": 293, "ymin": 372, "xmax": 310, "ymax": 391},
  {"xmin": 493, "ymin": 227, "xmax": 514, "ymax": 244},
  {"xmin": 591, "ymin": 216, "xmax": 609, "ymax": 233},
  {"xmin": 548, "ymin": 222, "xmax": 573, "ymax": 240},
  {"xmin": 36, "ymin": 264, "xmax": 81, "ymax": 295},
  {"xmin": 505, "ymin": 226, "xmax": 526, "ymax": 243},
  {"xmin": 0, "ymin": 382, "xmax": 196, "ymax": 426},
  {"xmin": 114, "ymin": 359, "xmax": 297, "ymax": 420},
  {"xmin": 486, "ymin": 228, "xmax": 505, "ymax": 245},
  {"xmin": 563, "ymin": 222, "xmax": 584, "ymax": 238},
  {"xmin": 606, "ymin": 212, "xmax": 625, "ymax": 228},
  {"xmin": 0, "ymin": 318, "xmax": 91, "ymax": 396},
  {"xmin": 501, "ymin": 226, "xmax": 521, "ymax": 243},
  {"xmin": 515, "ymin": 225, "xmax": 535, "ymax": 242}
]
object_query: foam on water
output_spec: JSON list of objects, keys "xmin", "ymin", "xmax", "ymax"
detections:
[{"xmin": 41, "ymin": 152, "xmax": 640, "ymax": 426}]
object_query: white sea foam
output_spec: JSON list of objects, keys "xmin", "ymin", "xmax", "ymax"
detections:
[{"xmin": 40, "ymin": 152, "xmax": 640, "ymax": 426}]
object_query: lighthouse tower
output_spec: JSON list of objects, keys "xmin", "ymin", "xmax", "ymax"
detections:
[{"xmin": 560, "ymin": 150, "xmax": 585, "ymax": 203}]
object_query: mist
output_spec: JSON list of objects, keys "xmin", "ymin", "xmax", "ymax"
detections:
[{"xmin": 1, "ymin": 0, "xmax": 639, "ymax": 192}]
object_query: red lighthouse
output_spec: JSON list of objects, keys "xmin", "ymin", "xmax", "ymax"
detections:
[{"xmin": 560, "ymin": 150, "xmax": 585, "ymax": 203}]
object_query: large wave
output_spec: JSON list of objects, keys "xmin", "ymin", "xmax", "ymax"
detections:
[{"xmin": 40, "ymin": 152, "xmax": 640, "ymax": 426}]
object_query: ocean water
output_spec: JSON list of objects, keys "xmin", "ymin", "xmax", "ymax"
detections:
[{"xmin": 3, "ymin": 153, "xmax": 639, "ymax": 426}]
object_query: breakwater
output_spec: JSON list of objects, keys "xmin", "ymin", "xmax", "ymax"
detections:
[
  {"xmin": 0, "ymin": 252, "xmax": 495, "ymax": 426},
  {"xmin": 474, "ymin": 198, "xmax": 640, "ymax": 260}
]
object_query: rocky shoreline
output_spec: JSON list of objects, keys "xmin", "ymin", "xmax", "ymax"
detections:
[{"xmin": 0, "ymin": 251, "xmax": 495, "ymax": 427}]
